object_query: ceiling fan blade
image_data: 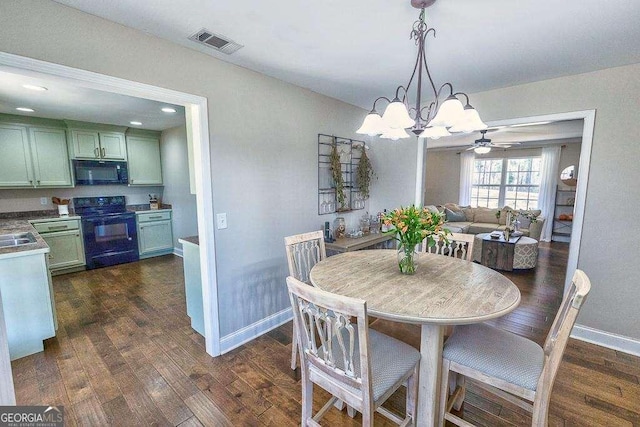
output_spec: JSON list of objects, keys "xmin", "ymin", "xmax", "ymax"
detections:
[
  {"xmin": 465, "ymin": 146, "xmax": 476, "ymax": 151},
  {"xmin": 490, "ymin": 143, "xmax": 512, "ymax": 148},
  {"xmin": 491, "ymin": 142, "xmax": 522, "ymax": 145}
]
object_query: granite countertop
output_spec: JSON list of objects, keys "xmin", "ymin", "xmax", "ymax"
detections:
[
  {"xmin": 179, "ymin": 236, "xmax": 199, "ymax": 246},
  {"xmin": 0, "ymin": 209, "xmax": 77, "ymax": 221},
  {"xmin": 127, "ymin": 203, "xmax": 172, "ymax": 212},
  {"xmin": 0, "ymin": 219, "xmax": 49, "ymax": 259}
]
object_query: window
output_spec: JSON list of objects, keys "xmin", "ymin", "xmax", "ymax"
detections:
[{"xmin": 471, "ymin": 157, "xmax": 541, "ymax": 210}]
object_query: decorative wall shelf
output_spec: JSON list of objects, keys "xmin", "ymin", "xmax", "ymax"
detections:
[{"xmin": 318, "ymin": 134, "xmax": 366, "ymax": 215}]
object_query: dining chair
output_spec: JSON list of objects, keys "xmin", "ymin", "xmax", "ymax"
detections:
[
  {"xmin": 284, "ymin": 230, "xmax": 326, "ymax": 370},
  {"xmin": 438, "ymin": 269, "xmax": 591, "ymax": 427},
  {"xmin": 287, "ymin": 276, "xmax": 420, "ymax": 426},
  {"xmin": 422, "ymin": 232, "xmax": 475, "ymax": 261}
]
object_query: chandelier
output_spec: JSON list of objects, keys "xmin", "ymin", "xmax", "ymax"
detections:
[{"xmin": 356, "ymin": 0, "xmax": 487, "ymax": 140}]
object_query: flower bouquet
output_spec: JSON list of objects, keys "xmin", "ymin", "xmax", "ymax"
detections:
[{"xmin": 384, "ymin": 205, "xmax": 450, "ymax": 274}]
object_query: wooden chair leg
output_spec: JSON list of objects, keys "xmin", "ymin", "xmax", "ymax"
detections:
[
  {"xmin": 291, "ymin": 324, "xmax": 298, "ymax": 370},
  {"xmin": 406, "ymin": 364, "xmax": 419, "ymax": 424},
  {"xmin": 438, "ymin": 359, "xmax": 451, "ymax": 427},
  {"xmin": 301, "ymin": 370, "xmax": 313, "ymax": 424}
]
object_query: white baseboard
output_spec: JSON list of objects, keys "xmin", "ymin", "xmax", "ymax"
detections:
[
  {"xmin": 173, "ymin": 247, "xmax": 183, "ymax": 258},
  {"xmin": 219, "ymin": 307, "xmax": 293, "ymax": 354},
  {"xmin": 571, "ymin": 324, "xmax": 640, "ymax": 357}
]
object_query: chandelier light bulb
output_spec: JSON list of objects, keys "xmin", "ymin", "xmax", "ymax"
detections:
[
  {"xmin": 356, "ymin": 112, "xmax": 385, "ymax": 136},
  {"xmin": 381, "ymin": 126, "xmax": 411, "ymax": 140},
  {"xmin": 428, "ymin": 95, "xmax": 465, "ymax": 128},
  {"xmin": 419, "ymin": 126, "xmax": 451, "ymax": 139},
  {"xmin": 450, "ymin": 106, "xmax": 488, "ymax": 133},
  {"xmin": 474, "ymin": 146, "xmax": 492, "ymax": 154},
  {"xmin": 382, "ymin": 99, "xmax": 416, "ymax": 129}
]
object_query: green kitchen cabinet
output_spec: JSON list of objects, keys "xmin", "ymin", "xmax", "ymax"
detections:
[
  {"xmin": 70, "ymin": 129, "xmax": 126, "ymax": 160},
  {"xmin": 127, "ymin": 135, "xmax": 163, "ymax": 185},
  {"xmin": 32, "ymin": 218, "xmax": 85, "ymax": 273},
  {"xmin": 28, "ymin": 127, "xmax": 72, "ymax": 187},
  {"xmin": 0, "ymin": 124, "xmax": 33, "ymax": 187},
  {"xmin": 137, "ymin": 210, "xmax": 174, "ymax": 259},
  {"xmin": 0, "ymin": 124, "xmax": 72, "ymax": 188},
  {"xmin": 0, "ymin": 250, "xmax": 56, "ymax": 360}
]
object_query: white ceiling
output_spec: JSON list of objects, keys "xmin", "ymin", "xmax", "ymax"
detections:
[
  {"xmin": 0, "ymin": 67, "xmax": 185, "ymax": 131},
  {"xmin": 52, "ymin": 0, "xmax": 640, "ymax": 110},
  {"xmin": 428, "ymin": 120, "xmax": 584, "ymax": 150}
]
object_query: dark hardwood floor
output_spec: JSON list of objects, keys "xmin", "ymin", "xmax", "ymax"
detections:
[{"xmin": 11, "ymin": 244, "xmax": 640, "ymax": 426}]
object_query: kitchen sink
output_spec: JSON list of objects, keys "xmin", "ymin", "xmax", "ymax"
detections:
[{"xmin": 0, "ymin": 232, "xmax": 37, "ymax": 247}]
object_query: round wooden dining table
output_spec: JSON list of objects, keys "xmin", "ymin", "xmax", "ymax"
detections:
[{"xmin": 309, "ymin": 249, "xmax": 521, "ymax": 427}]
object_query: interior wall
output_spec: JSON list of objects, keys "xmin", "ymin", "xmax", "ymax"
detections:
[
  {"xmin": 0, "ymin": 185, "xmax": 163, "ymax": 213},
  {"xmin": 160, "ymin": 125, "xmax": 197, "ymax": 250},
  {"xmin": 454, "ymin": 63, "xmax": 640, "ymax": 340},
  {"xmin": 424, "ymin": 142, "xmax": 582, "ymax": 207},
  {"xmin": 0, "ymin": 0, "xmax": 406, "ymax": 338}
]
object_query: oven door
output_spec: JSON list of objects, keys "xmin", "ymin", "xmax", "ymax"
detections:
[{"xmin": 82, "ymin": 214, "xmax": 139, "ymax": 269}]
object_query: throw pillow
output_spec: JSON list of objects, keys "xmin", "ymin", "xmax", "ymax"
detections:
[
  {"xmin": 424, "ymin": 205, "xmax": 440, "ymax": 214},
  {"xmin": 474, "ymin": 207, "xmax": 500, "ymax": 224},
  {"xmin": 444, "ymin": 203, "xmax": 462, "ymax": 212},
  {"xmin": 445, "ymin": 208, "xmax": 466, "ymax": 222}
]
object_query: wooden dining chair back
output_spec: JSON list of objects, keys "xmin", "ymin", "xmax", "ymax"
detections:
[
  {"xmin": 287, "ymin": 276, "xmax": 420, "ymax": 426},
  {"xmin": 284, "ymin": 230, "xmax": 327, "ymax": 370},
  {"xmin": 422, "ymin": 232, "xmax": 475, "ymax": 261},
  {"xmin": 284, "ymin": 230, "xmax": 326, "ymax": 284},
  {"xmin": 438, "ymin": 269, "xmax": 591, "ymax": 427}
]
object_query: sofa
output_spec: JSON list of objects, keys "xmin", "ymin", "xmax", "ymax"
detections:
[{"xmin": 426, "ymin": 203, "xmax": 545, "ymax": 241}]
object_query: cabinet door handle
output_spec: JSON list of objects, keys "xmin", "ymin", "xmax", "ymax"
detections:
[
  {"xmin": 49, "ymin": 254, "xmax": 54, "ymax": 260},
  {"xmin": 48, "ymin": 225, "xmax": 69, "ymax": 231},
  {"xmin": 94, "ymin": 147, "xmax": 100, "ymax": 158},
  {"xmin": 149, "ymin": 216, "xmax": 163, "ymax": 219},
  {"xmin": 101, "ymin": 147, "xmax": 106, "ymax": 157},
  {"xmin": 37, "ymin": 180, "xmax": 41, "ymax": 185},
  {"xmin": 29, "ymin": 179, "xmax": 33, "ymax": 185}
]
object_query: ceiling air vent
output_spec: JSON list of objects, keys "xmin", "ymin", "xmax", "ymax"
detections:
[{"xmin": 189, "ymin": 29, "xmax": 243, "ymax": 55}]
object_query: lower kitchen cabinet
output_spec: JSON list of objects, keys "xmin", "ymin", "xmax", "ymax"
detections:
[
  {"xmin": 0, "ymin": 251, "xmax": 56, "ymax": 360},
  {"xmin": 30, "ymin": 218, "xmax": 85, "ymax": 274},
  {"xmin": 136, "ymin": 210, "xmax": 174, "ymax": 259}
]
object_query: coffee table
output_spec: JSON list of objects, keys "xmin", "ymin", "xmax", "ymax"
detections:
[{"xmin": 473, "ymin": 232, "xmax": 539, "ymax": 270}]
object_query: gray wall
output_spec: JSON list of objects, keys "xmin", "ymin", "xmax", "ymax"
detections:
[
  {"xmin": 0, "ymin": 0, "xmax": 407, "ymax": 338},
  {"xmin": 444, "ymin": 64, "xmax": 640, "ymax": 340},
  {"xmin": 160, "ymin": 125, "xmax": 198, "ymax": 249}
]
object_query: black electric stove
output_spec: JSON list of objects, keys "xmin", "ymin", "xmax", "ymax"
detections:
[{"xmin": 73, "ymin": 196, "xmax": 139, "ymax": 269}]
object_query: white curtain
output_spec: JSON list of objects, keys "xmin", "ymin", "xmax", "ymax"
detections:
[
  {"xmin": 459, "ymin": 151, "xmax": 475, "ymax": 206},
  {"xmin": 538, "ymin": 146, "xmax": 561, "ymax": 241}
]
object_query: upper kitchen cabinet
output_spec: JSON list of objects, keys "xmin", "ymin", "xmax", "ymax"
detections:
[
  {"xmin": 28, "ymin": 127, "xmax": 72, "ymax": 187},
  {"xmin": 70, "ymin": 129, "xmax": 127, "ymax": 160},
  {"xmin": 126, "ymin": 130, "xmax": 162, "ymax": 186},
  {"xmin": 0, "ymin": 124, "xmax": 33, "ymax": 187},
  {"xmin": 0, "ymin": 118, "xmax": 72, "ymax": 188}
]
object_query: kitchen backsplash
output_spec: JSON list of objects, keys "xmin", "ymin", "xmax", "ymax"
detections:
[{"xmin": 0, "ymin": 185, "xmax": 164, "ymax": 213}]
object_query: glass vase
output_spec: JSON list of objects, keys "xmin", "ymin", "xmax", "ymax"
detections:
[{"xmin": 397, "ymin": 243, "xmax": 420, "ymax": 275}]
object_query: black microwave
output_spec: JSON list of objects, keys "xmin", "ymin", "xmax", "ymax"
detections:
[{"xmin": 73, "ymin": 160, "xmax": 129, "ymax": 185}]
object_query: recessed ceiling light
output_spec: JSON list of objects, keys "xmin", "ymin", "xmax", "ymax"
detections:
[
  {"xmin": 22, "ymin": 84, "xmax": 48, "ymax": 91},
  {"xmin": 161, "ymin": 107, "xmax": 176, "ymax": 113},
  {"xmin": 130, "ymin": 121, "xmax": 142, "ymax": 126},
  {"xmin": 16, "ymin": 107, "xmax": 35, "ymax": 112},
  {"xmin": 511, "ymin": 121, "xmax": 551, "ymax": 128}
]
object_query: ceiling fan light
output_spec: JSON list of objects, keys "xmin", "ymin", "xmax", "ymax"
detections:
[
  {"xmin": 419, "ymin": 126, "xmax": 451, "ymax": 139},
  {"xmin": 356, "ymin": 112, "xmax": 385, "ymax": 136},
  {"xmin": 380, "ymin": 126, "xmax": 411, "ymax": 141},
  {"xmin": 428, "ymin": 96, "xmax": 465, "ymax": 128},
  {"xmin": 474, "ymin": 146, "xmax": 492, "ymax": 154},
  {"xmin": 382, "ymin": 100, "xmax": 415, "ymax": 129}
]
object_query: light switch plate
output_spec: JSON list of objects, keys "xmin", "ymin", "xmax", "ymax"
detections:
[
  {"xmin": 40, "ymin": 197, "xmax": 48, "ymax": 205},
  {"xmin": 216, "ymin": 213, "xmax": 228, "ymax": 229}
]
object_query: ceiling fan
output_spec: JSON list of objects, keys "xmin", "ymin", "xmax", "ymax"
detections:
[{"xmin": 466, "ymin": 130, "xmax": 521, "ymax": 154}]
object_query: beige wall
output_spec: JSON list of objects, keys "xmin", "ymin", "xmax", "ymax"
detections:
[
  {"xmin": 425, "ymin": 143, "xmax": 581, "ymax": 206},
  {"xmin": 460, "ymin": 64, "xmax": 640, "ymax": 340},
  {"xmin": 0, "ymin": 0, "xmax": 395, "ymax": 337}
]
